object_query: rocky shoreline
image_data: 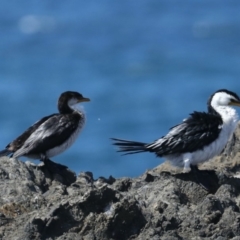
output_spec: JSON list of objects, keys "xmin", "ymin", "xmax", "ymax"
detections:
[{"xmin": 1, "ymin": 125, "xmax": 240, "ymax": 239}]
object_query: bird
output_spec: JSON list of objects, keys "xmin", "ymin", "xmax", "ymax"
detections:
[
  {"xmin": 112, "ymin": 89, "xmax": 240, "ymax": 173},
  {"xmin": 0, "ymin": 91, "xmax": 90, "ymax": 164}
]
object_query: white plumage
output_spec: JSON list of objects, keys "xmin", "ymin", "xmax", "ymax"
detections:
[
  {"xmin": 158, "ymin": 91, "xmax": 239, "ymax": 171},
  {"xmin": 112, "ymin": 89, "xmax": 240, "ymax": 171}
]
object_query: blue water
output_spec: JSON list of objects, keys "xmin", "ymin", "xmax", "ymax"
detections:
[{"xmin": 1, "ymin": 1, "xmax": 240, "ymax": 178}]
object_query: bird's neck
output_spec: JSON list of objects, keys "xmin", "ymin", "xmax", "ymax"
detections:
[
  {"xmin": 58, "ymin": 102, "xmax": 74, "ymax": 114},
  {"xmin": 210, "ymin": 105, "xmax": 239, "ymax": 125}
]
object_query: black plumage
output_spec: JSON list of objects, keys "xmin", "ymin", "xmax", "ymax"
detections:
[
  {"xmin": 149, "ymin": 111, "xmax": 223, "ymax": 156},
  {"xmin": 0, "ymin": 91, "xmax": 90, "ymax": 162},
  {"xmin": 112, "ymin": 111, "xmax": 223, "ymax": 157},
  {"xmin": 112, "ymin": 89, "xmax": 240, "ymax": 169}
]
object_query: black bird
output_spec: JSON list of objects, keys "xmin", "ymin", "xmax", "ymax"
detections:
[
  {"xmin": 112, "ymin": 89, "xmax": 240, "ymax": 173},
  {"xmin": 0, "ymin": 91, "xmax": 90, "ymax": 163}
]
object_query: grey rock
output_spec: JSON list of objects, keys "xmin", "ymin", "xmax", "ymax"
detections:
[{"xmin": 1, "ymin": 124, "xmax": 240, "ymax": 239}]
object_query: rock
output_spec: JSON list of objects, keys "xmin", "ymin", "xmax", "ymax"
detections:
[{"xmin": 1, "ymin": 124, "xmax": 240, "ymax": 239}]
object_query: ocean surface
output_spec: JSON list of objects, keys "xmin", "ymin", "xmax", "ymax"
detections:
[{"xmin": 1, "ymin": 1, "xmax": 240, "ymax": 178}]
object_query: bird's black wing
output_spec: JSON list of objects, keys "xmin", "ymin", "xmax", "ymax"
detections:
[
  {"xmin": 7, "ymin": 114, "xmax": 57, "ymax": 151},
  {"xmin": 146, "ymin": 111, "xmax": 223, "ymax": 156},
  {"xmin": 12, "ymin": 113, "xmax": 82, "ymax": 157}
]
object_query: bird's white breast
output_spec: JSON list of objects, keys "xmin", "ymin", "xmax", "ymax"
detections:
[
  {"xmin": 167, "ymin": 106, "xmax": 239, "ymax": 168},
  {"xmin": 46, "ymin": 114, "xmax": 85, "ymax": 158}
]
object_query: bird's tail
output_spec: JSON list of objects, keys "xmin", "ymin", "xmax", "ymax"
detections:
[
  {"xmin": 111, "ymin": 138, "xmax": 148, "ymax": 155},
  {"xmin": 0, "ymin": 149, "xmax": 12, "ymax": 157}
]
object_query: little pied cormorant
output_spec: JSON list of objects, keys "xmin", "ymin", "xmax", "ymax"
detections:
[
  {"xmin": 0, "ymin": 91, "xmax": 90, "ymax": 163},
  {"xmin": 112, "ymin": 89, "xmax": 240, "ymax": 172}
]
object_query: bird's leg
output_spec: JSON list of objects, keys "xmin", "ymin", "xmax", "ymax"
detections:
[
  {"xmin": 183, "ymin": 154, "xmax": 210, "ymax": 191},
  {"xmin": 183, "ymin": 164, "xmax": 191, "ymax": 173},
  {"xmin": 183, "ymin": 153, "xmax": 191, "ymax": 173},
  {"xmin": 39, "ymin": 154, "xmax": 68, "ymax": 171},
  {"xmin": 40, "ymin": 154, "xmax": 57, "ymax": 167},
  {"xmin": 40, "ymin": 154, "xmax": 50, "ymax": 163}
]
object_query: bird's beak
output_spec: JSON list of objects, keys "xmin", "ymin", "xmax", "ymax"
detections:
[
  {"xmin": 78, "ymin": 97, "xmax": 90, "ymax": 103},
  {"xmin": 230, "ymin": 100, "xmax": 240, "ymax": 107}
]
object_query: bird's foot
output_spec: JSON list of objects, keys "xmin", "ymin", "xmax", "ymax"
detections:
[{"xmin": 183, "ymin": 166, "xmax": 191, "ymax": 173}]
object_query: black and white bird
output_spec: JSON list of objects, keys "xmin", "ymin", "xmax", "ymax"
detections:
[
  {"xmin": 112, "ymin": 89, "xmax": 240, "ymax": 172},
  {"xmin": 0, "ymin": 91, "xmax": 90, "ymax": 163}
]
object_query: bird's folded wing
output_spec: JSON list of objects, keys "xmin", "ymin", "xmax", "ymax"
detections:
[
  {"xmin": 13, "ymin": 114, "xmax": 81, "ymax": 157},
  {"xmin": 147, "ymin": 111, "xmax": 223, "ymax": 155}
]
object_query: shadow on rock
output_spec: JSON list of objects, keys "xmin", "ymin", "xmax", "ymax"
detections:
[
  {"xmin": 174, "ymin": 169, "xmax": 219, "ymax": 193},
  {"xmin": 38, "ymin": 159, "xmax": 76, "ymax": 186}
]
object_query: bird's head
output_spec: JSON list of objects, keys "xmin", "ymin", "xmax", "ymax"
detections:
[
  {"xmin": 65, "ymin": 91, "xmax": 90, "ymax": 106},
  {"xmin": 208, "ymin": 89, "xmax": 240, "ymax": 112},
  {"xmin": 58, "ymin": 91, "xmax": 90, "ymax": 113}
]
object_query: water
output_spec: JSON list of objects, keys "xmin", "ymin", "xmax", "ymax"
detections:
[{"xmin": 1, "ymin": 0, "xmax": 240, "ymax": 178}]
